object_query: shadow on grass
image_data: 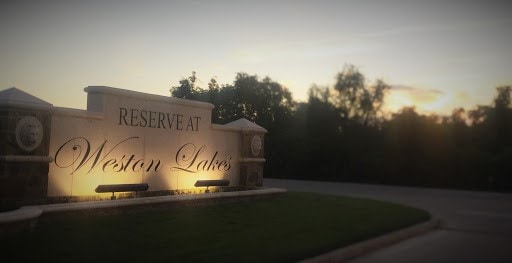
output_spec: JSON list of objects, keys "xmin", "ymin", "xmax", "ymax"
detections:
[{"xmin": 0, "ymin": 191, "xmax": 429, "ymax": 262}]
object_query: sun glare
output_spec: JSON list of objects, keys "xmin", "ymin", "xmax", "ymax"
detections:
[
  {"xmin": 384, "ymin": 90, "xmax": 415, "ymax": 113},
  {"xmin": 384, "ymin": 87, "xmax": 456, "ymax": 115}
]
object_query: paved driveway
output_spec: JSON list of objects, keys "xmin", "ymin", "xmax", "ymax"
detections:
[{"xmin": 264, "ymin": 178, "xmax": 512, "ymax": 262}]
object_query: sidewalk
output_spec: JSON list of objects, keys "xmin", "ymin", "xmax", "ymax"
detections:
[{"xmin": 300, "ymin": 218, "xmax": 440, "ymax": 263}]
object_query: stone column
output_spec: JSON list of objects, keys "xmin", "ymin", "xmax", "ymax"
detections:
[
  {"xmin": 0, "ymin": 88, "xmax": 53, "ymax": 205},
  {"xmin": 225, "ymin": 118, "xmax": 267, "ymax": 188}
]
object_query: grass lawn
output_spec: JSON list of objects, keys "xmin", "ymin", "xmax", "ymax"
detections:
[{"xmin": 1, "ymin": 191, "xmax": 430, "ymax": 262}]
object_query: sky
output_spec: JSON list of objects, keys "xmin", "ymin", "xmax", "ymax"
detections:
[{"xmin": 1, "ymin": 0, "xmax": 511, "ymax": 116}]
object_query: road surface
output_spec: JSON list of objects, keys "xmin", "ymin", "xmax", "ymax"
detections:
[{"xmin": 264, "ymin": 178, "xmax": 512, "ymax": 262}]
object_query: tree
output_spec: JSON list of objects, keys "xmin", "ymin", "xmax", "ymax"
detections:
[
  {"xmin": 333, "ymin": 64, "xmax": 390, "ymax": 127},
  {"xmin": 468, "ymin": 105, "xmax": 491, "ymax": 125},
  {"xmin": 170, "ymin": 71, "xmax": 200, "ymax": 100},
  {"xmin": 207, "ymin": 77, "xmax": 221, "ymax": 122},
  {"xmin": 213, "ymin": 73, "xmax": 295, "ymax": 129},
  {"xmin": 493, "ymin": 86, "xmax": 512, "ymax": 152},
  {"xmin": 215, "ymin": 73, "xmax": 296, "ymax": 178},
  {"xmin": 167, "ymin": 69, "xmax": 512, "ymax": 191},
  {"xmin": 495, "ymin": 86, "xmax": 511, "ymax": 109}
]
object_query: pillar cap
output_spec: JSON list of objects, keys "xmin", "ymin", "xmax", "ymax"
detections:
[
  {"xmin": 225, "ymin": 118, "xmax": 267, "ymax": 133},
  {"xmin": 0, "ymin": 87, "xmax": 53, "ymax": 111}
]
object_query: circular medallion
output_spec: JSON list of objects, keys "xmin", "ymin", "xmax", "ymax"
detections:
[
  {"xmin": 251, "ymin": 135, "xmax": 262, "ymax": 156},
  {"xmin": 16, "ymin": 116, "xmax": 43, "ymax": 152}
]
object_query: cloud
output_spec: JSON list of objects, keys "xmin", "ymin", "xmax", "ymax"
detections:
[
  {"xmin": 391, "ymin": 85, "xmax": 443, "ymax": 94},
  {"xmin": 385, "ymin": 85, "xmax": 447, "ymax": 113}
]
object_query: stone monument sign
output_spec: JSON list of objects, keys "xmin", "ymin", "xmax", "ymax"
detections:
[{"xmin": 0, "ymin": 86, "xmax": 266, "ymax": 202}]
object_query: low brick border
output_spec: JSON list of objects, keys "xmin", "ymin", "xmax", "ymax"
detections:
[
  {"xmin": 299, "ymin": 218, "xmax": 441, "ymax": 263},
  {"xmin": 0, "ymin": 206, "xmax": 43, "ymax": 235},
  {"xmin": 0, "ymin": 187, "xmax": 287, "ymax": 235}
]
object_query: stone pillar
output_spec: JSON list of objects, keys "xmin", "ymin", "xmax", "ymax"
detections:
[
  {"xmin": 0, "ymin": 88, "xmax": 53, "ymax": 205},
  {"xmin": 225, "ymin": 118, "xmax": 267, "ymax": 188}
]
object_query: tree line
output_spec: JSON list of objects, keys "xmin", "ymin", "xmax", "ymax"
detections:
[{"xmin": 171, "ymin": 66, "xmax": 512, "ymax": 192}]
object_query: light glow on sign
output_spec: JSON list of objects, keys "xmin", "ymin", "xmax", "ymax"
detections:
[{"xmin": 47, "ymin": 86, "xmax": 249, "ymax": 197}]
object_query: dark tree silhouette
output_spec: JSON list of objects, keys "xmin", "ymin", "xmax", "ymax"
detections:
[
  {"xmin": 333, "ymin": 64, "xmax": 390, "ymax": 127},
  {"xmin": 170, "ymin": 71, "xmax": 200, "ymax": 100},
  {"xmin": 170, "ymin": 69, "xmax": 512, "ymax": 192}
]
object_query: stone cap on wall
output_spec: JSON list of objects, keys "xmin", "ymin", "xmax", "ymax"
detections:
[
  {"xmin": 84, "ymin": 86, "xmax": 215, "ymax": 111},
  {"xmin": 0, "ymin": 87, "xmax": 53, "ymax": 111},
  {"xmin": 225, "ymin": 118, "xmax": 267, "ymax": 133}
]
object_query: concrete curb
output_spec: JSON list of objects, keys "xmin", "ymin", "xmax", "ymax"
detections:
[
  {"xmin": 0, "ymin": 207, "xmax": 44, "ymax": 235},
  {"xmin": 36, "ymin": 187, "xmax": 287, "ymax": 213},
  {"xmin": 299, "ymin": 218, "xmax": 441, "ymax": 263},
  {"xmin": 0, "ymin": 206, "xmax": 43, "ymax": 223}
]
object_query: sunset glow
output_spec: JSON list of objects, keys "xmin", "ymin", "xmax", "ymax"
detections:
[
  {"xmin": 384, "ymin": 90, "xmax": 415, "ymax": 113},
  {"xmin": 1, "ymin": 0, "xmax": 510, "ymax": 115}
]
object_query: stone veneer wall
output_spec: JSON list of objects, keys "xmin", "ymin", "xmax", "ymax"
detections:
[{"xmin": 0, "ymin": 88, "xmax": 54, "ymax": 206}]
